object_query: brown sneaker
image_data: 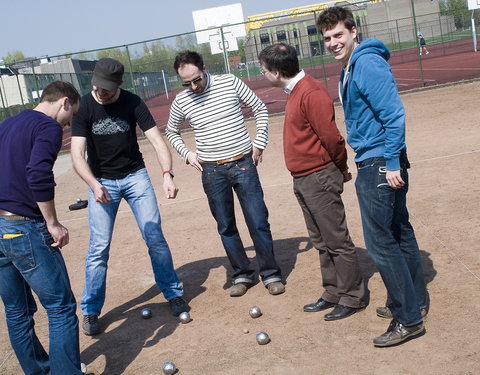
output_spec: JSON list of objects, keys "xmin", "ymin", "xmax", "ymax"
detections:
[
  {"xmin": 266, "ymin": 281, "xmax": 285, "ymax": 295},
  {"xmin": 376, "ymin": 306, "xmax": 427, "ymax": 319},
  {"xmin": 373, "ymin": 320, "xmax": 425, "ymax": 347},
  {"xmin": 230, "ymin": 282, "xmax": 251, "ymax": 297}
]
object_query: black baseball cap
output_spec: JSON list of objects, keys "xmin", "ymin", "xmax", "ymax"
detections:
[{"xmin": 91, "ymin": 58, "xmax": 124, "ymax": 91}]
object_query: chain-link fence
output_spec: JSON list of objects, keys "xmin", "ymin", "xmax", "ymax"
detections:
[{"xmin": 1, "ymin": 1, "xmax": 479, "ymax": 124}]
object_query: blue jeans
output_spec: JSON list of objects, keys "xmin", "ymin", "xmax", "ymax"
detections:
[
  {"xmin": 355, "ymin": 151, "xmax": 426, "ymax": 326},
  {"xmin": 81, "ymin": 168, "xmax": 183, "ymax": 316},
  {"xmin": 201, "ymin": 154, "xmax": 282, "ymax": 284},
  {"xmin": 0, "ymin": 217, "xmax": 82, "ymax": 375}
]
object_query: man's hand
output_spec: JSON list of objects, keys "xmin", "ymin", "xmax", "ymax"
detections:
[
  {"xmin": 252, "ymin": 146, "xmax": 263, "ymax": 166},
  {"xmin": 163, "ymin": 174, "xmax": 179, "ymax": 199},
  {"xmin": 342, "ymin": 169, "xmax": 352, "ymax": 183},
  {"xmin": 187, "ymin": 152, "xmax": 203, "ymax": 172},
  {"xmin": 47, "ymin": 221, "xmax": 69, "ymax": 247},
  {"xmin": 386, "ymin": 170, "xmax": 405, "ymax": 189},
  {"xmin": 93, "ymin": 184, "xmax": 112, "ymax": 204}
]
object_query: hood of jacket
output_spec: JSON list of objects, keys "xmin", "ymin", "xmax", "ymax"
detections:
[{"xmin": 350, "ymin": 38, "xmax": 390, "ymax": 67}]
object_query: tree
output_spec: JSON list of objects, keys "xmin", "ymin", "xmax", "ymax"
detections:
[
  {"xmin": 3, "ymin": 51, "xmax": 25, "ymax": 64},
  {"xmin": 439, "ymin": 0, "xmax": 478, "ymax": 29}
]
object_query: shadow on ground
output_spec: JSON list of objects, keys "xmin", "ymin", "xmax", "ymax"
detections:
[{"xmin": 81, "ymin": 238, "xmax": 436, "ymax": 374}]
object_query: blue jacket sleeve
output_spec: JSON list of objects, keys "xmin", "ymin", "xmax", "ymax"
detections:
[{"xmin": 355, "ymin": 54, "xmax": 405, "ymax": 170}]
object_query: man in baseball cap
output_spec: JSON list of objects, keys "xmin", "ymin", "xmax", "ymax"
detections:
[
  {"xmin": 72, "ymin": 57, "xmax": 189, "ymax": 336},
  {"xmin": 91, "ymin": 57, "xmax": 124, "ymax": 91}
]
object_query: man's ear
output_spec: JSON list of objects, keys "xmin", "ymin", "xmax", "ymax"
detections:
[
  {"xmin": 61, "ymin": 96, "xmax": 70, "ymax": 111},
  {"xmin": 351, "ymin": 26, "xmax": 358, "ymax": 39}
]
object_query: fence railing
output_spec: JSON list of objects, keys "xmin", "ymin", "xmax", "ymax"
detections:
[{"xmin": 1, "ymin": 4, "xmax": 479, "ymax": 124}]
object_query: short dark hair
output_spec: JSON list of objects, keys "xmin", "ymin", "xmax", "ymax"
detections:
[
  {"xmin": 258, "ymin": 43, "xmax": 299, "ymax": 78},
  {"xmin": 316, "ymin": 7, "xmax": 356, "ymax": 35},
  {"xmin": 174, "ymin": 51, "xmax": 204, "ymax": 73},
  {"xmin": 40, "ymin": 81, "xmax": 80, "ymax": 105}
]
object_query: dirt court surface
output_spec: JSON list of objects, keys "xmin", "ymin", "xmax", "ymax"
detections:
[{"xmin": 1, "ymin": 81, "xmax": 480, "ymax": 375}]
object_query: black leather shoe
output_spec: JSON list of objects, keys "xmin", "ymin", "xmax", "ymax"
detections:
[
  {"xmin": 324, "ymin": 304, "xmax": 362, "ymax": 321},
  {"xmin": 303, "ymin": 298, "xmax": 336, "ymax": 312}
]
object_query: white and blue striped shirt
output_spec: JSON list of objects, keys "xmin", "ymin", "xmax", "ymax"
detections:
[{"xmin": 166, "ymin": 72, "xmax": 268, "ymax": 162}]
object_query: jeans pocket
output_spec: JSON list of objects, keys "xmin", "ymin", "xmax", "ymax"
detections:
[
  {"xmin": 35, "ymin": 221, "xmax": 55, "ymax": 248},
  {"xmin": 1, "ymin": 232, "xmax": 36, "ymax": 270},
  {"xmin": 376, "ymin": 166, "xmax": 394, "ymax": 201}
]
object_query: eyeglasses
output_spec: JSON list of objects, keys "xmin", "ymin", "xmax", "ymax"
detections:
[
  {"xmin": 260, "ymin": 69, "xmax": 267, "ymax": 75},
  {"xmin": 181, "ymin": 76, "xmax": 202, "ymax": 87}
]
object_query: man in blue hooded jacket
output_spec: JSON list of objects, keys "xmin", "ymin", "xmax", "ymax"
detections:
[{"xmin": 317, "ymin": 7, "xmax": 427, "ymax": 347}]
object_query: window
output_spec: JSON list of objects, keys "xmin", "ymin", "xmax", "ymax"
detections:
[
  {"xmin": 277, "ymin": 30, "xmax": 287, "ymax": 41},
  {"xmin": 307, "ymin": 25, "xmax": 318, "ymax": 36},
  {"xmin": 260, "ymin": 33, "xmax": 270, "ymax": 44},
  {"xmin": 293, "ymin": 29, "xmax": 299, "ymax": 38}
]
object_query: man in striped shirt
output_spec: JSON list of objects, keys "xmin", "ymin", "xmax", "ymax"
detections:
[{"xmin": 166, "ymin": 51, "xmax": 284, "ymax": 297}]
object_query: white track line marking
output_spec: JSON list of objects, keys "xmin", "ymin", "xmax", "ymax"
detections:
[{"xmin": 411, "ymin": 213, "xmax": 480, "ymax": 282}]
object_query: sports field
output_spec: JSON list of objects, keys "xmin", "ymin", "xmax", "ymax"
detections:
[{"xmin": 1, "ymin": 80, "xmax": 479, "ymax": 374}]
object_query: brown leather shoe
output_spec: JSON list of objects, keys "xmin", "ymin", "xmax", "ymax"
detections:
[
  {"xmin": 266, "ymin": 281, "xmax": 285, "ymax": 295},
  {"xmin": 373, "ymin": 319, "xmax": 425, "ymax": 347},
  {"xmin": 230, "ymin": 282, "xmax": 251, "ymax": 297}
]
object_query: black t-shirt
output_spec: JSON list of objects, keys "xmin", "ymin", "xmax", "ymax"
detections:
[{"xmin": 72, "ymin": 89, "xmax": 156, "ymax": 179}]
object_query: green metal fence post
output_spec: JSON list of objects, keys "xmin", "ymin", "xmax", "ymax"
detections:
[
  {"xmin": 15, "ymin": 73, "xmax": 25, "ymax": 107},
  {"xmin": 410, "ymin": 0, "xmax": 426, "ymax": 87},
  {"xmin": 313, "ymin": 11, "xmax": 328, "ymax": 88},
  {"xmin": 125, "ymin": 45, "xmax": 137, "ymax": 94},
  {"xmin": 31, "ymin": 60, "xmax": 41, "ymax": 102},
  {"xmin": 220, "ymin": 27, "xmax": 230, "ymax": 74},
  {"xmin": 396, "ymin": 19, "xmax": 405, "ymax": 64}
]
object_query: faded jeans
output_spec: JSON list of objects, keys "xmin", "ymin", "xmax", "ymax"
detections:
[
  {"xmin": 81, "ymin": 168, "xmax": 183, "ymax": 316},
  {"xmin": 355, "ymin": 151, "xmax": 426, "ymax": 326},
  {"xmin": 0, "ymin": 217, "xmax": 81, "ymax": 374}
]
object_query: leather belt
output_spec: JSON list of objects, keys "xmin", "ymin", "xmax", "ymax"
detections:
[
  {"xmin": 0, "ymin": 209, "xmax": 27, "ymax": 221},
  {"xmin": 200, "ymin": 153, "xmax": 249, "ymax": 165}
]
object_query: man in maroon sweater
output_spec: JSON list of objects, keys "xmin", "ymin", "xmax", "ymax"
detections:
[{"xmin": 259, "ymin": 43, "xmax": 366, "ymax": 320}]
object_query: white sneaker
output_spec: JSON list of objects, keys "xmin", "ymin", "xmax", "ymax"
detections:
[{"xmin": 81, "ymin": 363, "xmax": 87, "ymax": 374}]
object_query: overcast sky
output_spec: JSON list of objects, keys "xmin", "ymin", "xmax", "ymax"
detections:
[{"xmin": 1, "ymin": 0, "xmax": 318, "ymax": 60}]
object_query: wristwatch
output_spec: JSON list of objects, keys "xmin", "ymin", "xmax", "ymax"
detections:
[{"xmin": 163, "ymin": 170, "xmax": 174, "ymax": 178}]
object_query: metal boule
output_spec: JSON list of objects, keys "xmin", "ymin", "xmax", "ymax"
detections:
[
  {"xmin": 256, "ymin": 331, "xmax": 270, "ymax": 345},
  {"xmin": 249, "ymin": 306, "xmax": 262, "ymax": 318},
  {"xmin": 162, "ymin": 361, "xmax": 176, "ymax": 375},
  {"xmin": 179, "ymin": 311, "xmax": 192, "ymax": 324},
  {"xmin": 141, "ymin": 308, "xmax": 152, "ymax": 319}
]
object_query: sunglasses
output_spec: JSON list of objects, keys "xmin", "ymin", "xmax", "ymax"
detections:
[{"xmin": 181, "ymin": 76, "xmax": 202, "ymax": 87}]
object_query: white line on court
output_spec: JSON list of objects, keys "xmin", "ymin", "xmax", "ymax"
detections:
[
  {"xmin": 394, "ymin": 68, "xmax": 480, "ymax": 71},
  {"xmin": 61, "ymin": 148, "xmax": 480, "ymax": 223},
  {"xmin": 395, "ymin": 78, "xmax": 437, "ymax": 82},
  {"xmin": 411, "ymin": 149, "xmax": 480, "ymax": 163},
  {"xmin": 411, "ymin": 213, "xmax": 480, "ymax": 282}
]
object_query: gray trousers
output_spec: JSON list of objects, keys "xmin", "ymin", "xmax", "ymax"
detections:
[{"xmin": 293, "ymin": 165, "xmax": 366, "ymax": 308}]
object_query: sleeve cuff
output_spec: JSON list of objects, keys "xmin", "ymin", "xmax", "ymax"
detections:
[{"xmin": 386, "ymin": 157, "xmax": 400, "ymax": 171}]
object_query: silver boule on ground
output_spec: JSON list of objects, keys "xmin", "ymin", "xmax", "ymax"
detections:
[
  {"xmin": 140, "ymin": 308, "xmax": 152, "ymax": 319},
  {"xmin": 162, "ymin": 361, "xmax": 176, "ymax": 375},
  {"xmin": 178, "ymin": 311, "xmax": 192, "ymax": 324},
  {"xmin": 249, "ymin": 306, "xmax": 262, "ymax": 318},
  {"xmin": 256, "ymin": 332, "xmax": 270, "ymax": 345}
]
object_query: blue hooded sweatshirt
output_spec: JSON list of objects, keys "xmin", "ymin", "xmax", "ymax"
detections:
[{"xmin": 339, "ymin": 39, "xmax": 405, "ymax": 171}]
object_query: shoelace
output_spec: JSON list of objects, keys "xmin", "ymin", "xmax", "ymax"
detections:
[{"xmin": 84, "ymin": 315, "xmax": 97, "ymax": 324}]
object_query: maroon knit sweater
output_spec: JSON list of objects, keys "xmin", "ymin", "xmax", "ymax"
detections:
[{"xmin": 283, "ymin": 74, "xmax": 348, "ymax": 177}]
